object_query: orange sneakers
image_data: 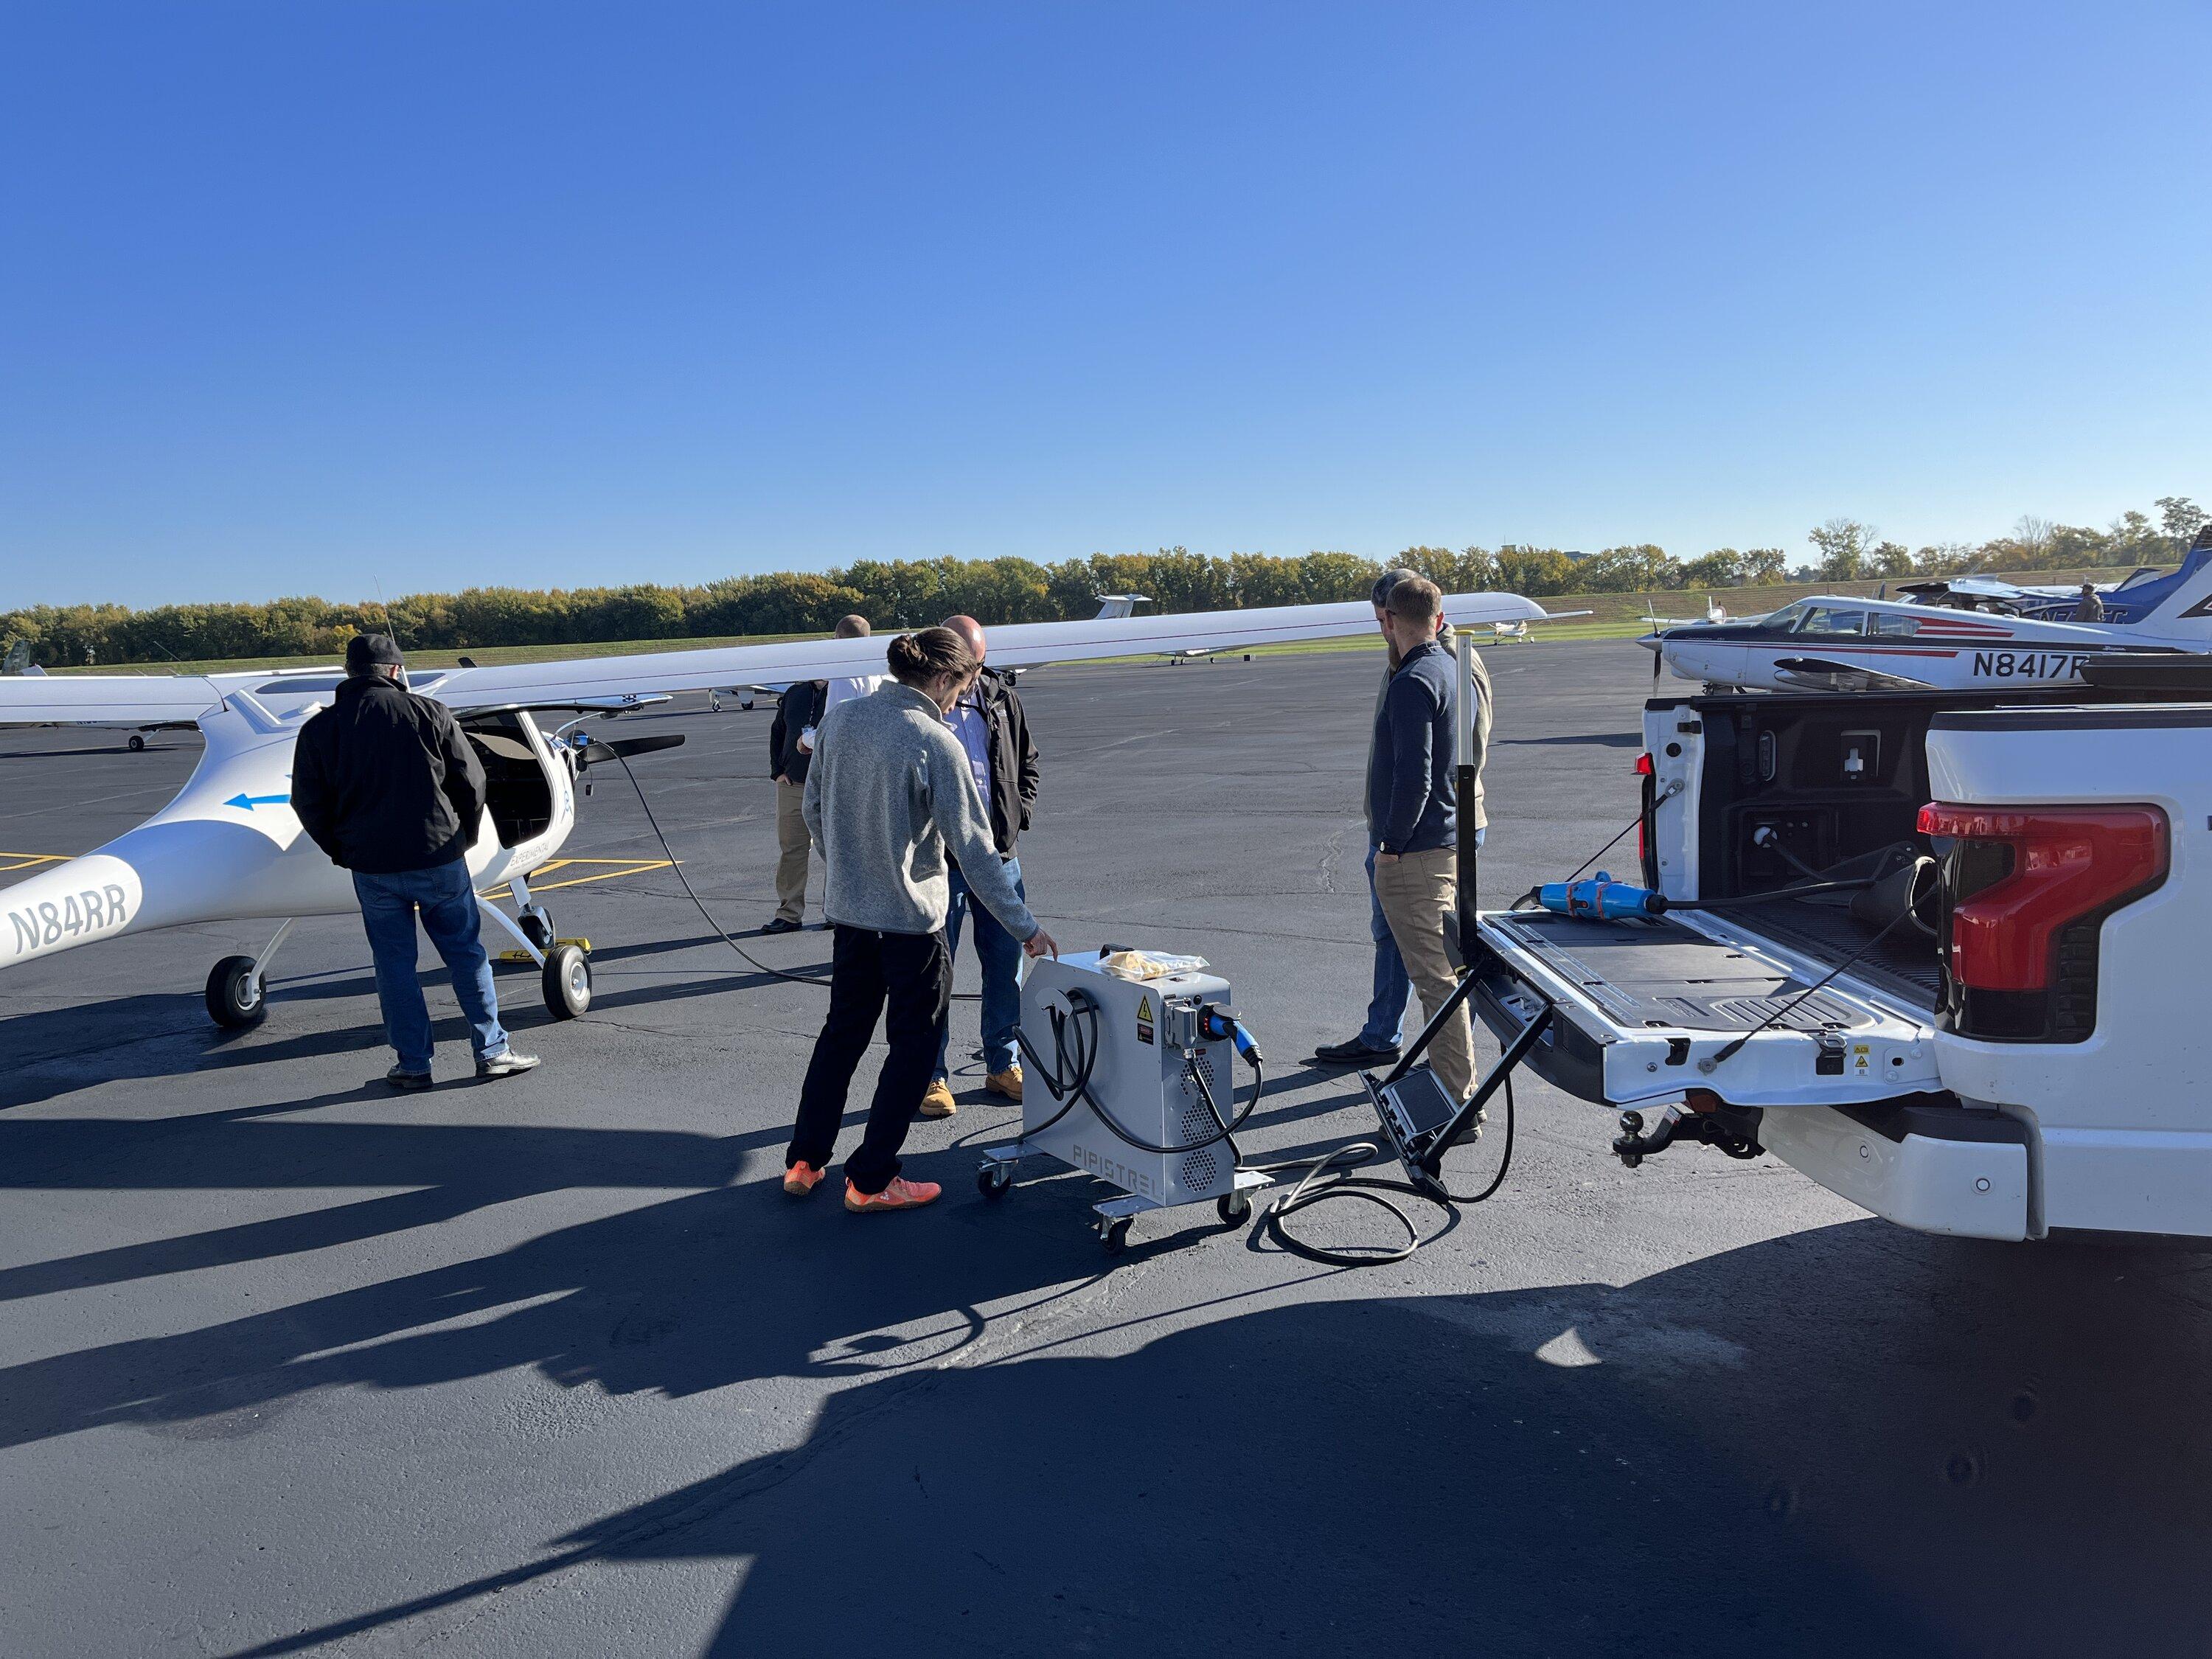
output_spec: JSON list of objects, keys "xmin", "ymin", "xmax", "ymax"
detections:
[
  {"xmin": 844, "ymin": 1175, "xmax": 942, "ymax": 1213},
  {"xmin": 783, "ymin": 1161, "xmax": 827, "ymax": 1197}
]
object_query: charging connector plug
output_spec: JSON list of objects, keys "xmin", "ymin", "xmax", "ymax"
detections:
[{"xmin": 1200, "ymin": 1005, "xmax": 1264, "ymax": 1068}]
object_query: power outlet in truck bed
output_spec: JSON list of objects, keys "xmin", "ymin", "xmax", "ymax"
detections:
[
  {"xmin": 1745, "ymin": 815, "xmax": 1829, "ymax": 884},
  {"xmin": 1841, "ymin": 729, "xmax": 1882, "ymax": 785}
]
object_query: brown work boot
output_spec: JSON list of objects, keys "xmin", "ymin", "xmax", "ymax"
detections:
[
  {"xmin": 919, "ymin": 1078, "xmax": 958, "ymax": 1119},
  {"xmin": 984, "ymin": 1067, "xmax": 1023, "ymax": 1103}
]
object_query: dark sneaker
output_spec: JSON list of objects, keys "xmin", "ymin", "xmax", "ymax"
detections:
[
  {"xmin": 476, "ymin": 1051, "xmax": 542, "ymax": 1079},
  {"xmin": 386, "ymin": 1065, "xmax": 434, "ymax": 1091},
  {"xmin": 1308, "ymin": 1037, "xmax": 1402, "ymax": 1068},
  {"xmin": 762, "ymin": 917, "xmax": 802, "ymax": 935}
]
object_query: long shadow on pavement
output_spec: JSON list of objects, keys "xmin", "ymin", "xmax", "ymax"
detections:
[{"xmin": 217, "ymin": 1220, "xmax": 2212, "ymax": 1658}]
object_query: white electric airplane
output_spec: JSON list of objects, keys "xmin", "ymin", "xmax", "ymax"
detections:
[
  {"xmin": 1640, "ymin": 564, "xmax": 2212, "ymax": 693},
  {"xmin": 0, "ymin": 591, "xmax": 1547, "ymax": 1028}
]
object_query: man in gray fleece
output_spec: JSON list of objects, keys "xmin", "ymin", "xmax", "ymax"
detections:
[{"xmin": 785, "ymin": 627, "xmax": 1059, "ymax": 1212}]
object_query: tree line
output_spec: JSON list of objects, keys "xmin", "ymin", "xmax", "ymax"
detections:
[{"xmin": 4, "ymin": 495, "xmax": 2202, "ymax": 668}]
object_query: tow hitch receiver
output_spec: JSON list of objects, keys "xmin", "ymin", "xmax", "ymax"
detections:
[{"xmin": 1613, "ymin": 1102, "xmax": 1765, "ymax": 1169}]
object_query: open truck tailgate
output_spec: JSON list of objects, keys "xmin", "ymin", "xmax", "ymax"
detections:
[{"xmin": 1470, "ymin": 908, "xmax": 1940, "ymax": 1109}]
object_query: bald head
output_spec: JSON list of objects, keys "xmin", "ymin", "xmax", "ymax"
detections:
[{"xmin": 940, "ymin": 613, "xmax": 987, "ymax": 664}]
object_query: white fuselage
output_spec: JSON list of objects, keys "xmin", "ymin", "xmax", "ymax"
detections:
[
  {"xmin": 1644, "ymin": 596, "xmax": 2186, "ymax": 693},
  {"xmin": 2, "ymin": 695, "xmax": 574, "ymax": 971}
]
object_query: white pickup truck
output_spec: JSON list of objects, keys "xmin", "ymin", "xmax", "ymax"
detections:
[{"xmin": 1470, "ymin": 662, "xmax": 2208, "ymax": 1242}]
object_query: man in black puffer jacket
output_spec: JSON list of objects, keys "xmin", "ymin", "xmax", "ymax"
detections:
[{"xmin": 292, "ymin": 634, "xmax": 538, "ymax": 1090}]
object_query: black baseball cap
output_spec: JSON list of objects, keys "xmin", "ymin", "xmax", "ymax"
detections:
[{"xmin": 345, "ymin": 633, "xmax": 406, "ymax": 674}]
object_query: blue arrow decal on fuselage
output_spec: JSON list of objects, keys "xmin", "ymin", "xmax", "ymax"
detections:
[{"xmin": 226, "ymin": 793, "xmax": 291, "ymax": 811}]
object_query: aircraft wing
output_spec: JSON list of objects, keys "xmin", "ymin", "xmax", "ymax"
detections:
[
  {"xmin": 429, "ymin": 593, "xmax": 1549, "ymax": 712},
  {"xmin": 1772, "ymin": 655, "xmax": 1936, "ymax": 694},
  {"xmin": 0, "ymin": 674, "xmax": 223, "ymax": 727}
]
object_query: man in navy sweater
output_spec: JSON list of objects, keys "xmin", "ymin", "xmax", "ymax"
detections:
[{"xmin": 1367, "ymin": 575, "xmax": 1486, "ymax": 1103}]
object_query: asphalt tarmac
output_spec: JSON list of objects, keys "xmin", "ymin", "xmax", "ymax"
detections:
[{"xmin": 4, "ymin": 641, "xmax": 2211, "ymax": 1657}]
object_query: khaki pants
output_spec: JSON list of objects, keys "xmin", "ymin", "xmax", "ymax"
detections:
[
  {"xmin": 1373, "ymin": 845, "xmax": 1473, "ymax": 1103},
  {"xmin": 775, "ymin": 779, "xmax": 812, "ymax": 923}
]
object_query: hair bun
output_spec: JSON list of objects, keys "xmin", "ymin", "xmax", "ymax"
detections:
[{"xmin": 886, "ymin": 626, "xmax": 978, "ymax": 687}]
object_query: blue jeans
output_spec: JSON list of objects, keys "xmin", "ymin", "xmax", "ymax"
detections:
[
  {"xmin": 352, "ymin": 859, "xmax": 510, "ymax": 1071},
  {"xmin": 1358, "ymin": 828, "xmax": 1483, "ymax": 1048},
  {"xmin": 933, "ymin": 856, "xmax": 1024, "ymax": 1081}
]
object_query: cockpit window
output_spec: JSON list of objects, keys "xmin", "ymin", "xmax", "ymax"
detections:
[
  {"xmin": 1795, "ymin": 608, "xmax": 1868, "ymax": 636},
  {"xmin": 1869, "ymin": 613, "xmax": 1919, "ymax": 637},
  {"xmin": 254, "ymin": 675, "xmax": 344, "ymax": 696}
]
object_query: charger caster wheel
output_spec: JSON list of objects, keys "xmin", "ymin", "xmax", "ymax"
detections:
[
  {"xmin": 543, "ymin": 943, "xmax": 591, "ymax": 1018},
  {"xmin": 1216, "ymin": 1190, "xmax": 1251, "ymax": 1226},
  {"xmin": 977, "ymin": 1164, "xmax": 1014, "ymax": 1200},
  {"xmin": 1098, "ymin": 1217, "xmax": 1131, "ymax": 1256},
  {"xmin": 518, "ymin": 908, "xmax": 554, "ymax": 952},
  {"xmin": 128, "ymin": 734, "xmax": 146, "ymax": 752},
  {"xmin": 206, "ymin": 955, "xmax": 266, "ymax": 1029}
]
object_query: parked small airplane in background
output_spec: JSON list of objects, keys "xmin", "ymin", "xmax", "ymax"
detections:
[
  {"xmin": 1638, "ymin": 595, "xmax": 1731, "ymax": 630},
  {"xmin": 1084, "ymin": 596, "xmax": 1228, "ymax": 664},
  {"xmin": 4, "ymin": 638, "xmax": 197, "ymax": 751},
  {"xmin": 0, "ymin": 591, "xmax": 1551, "ymax": 1030},
  {"xmin": 1891, "ymin": 541, "xmax": 2212, "ymax": 624},
  {"xmin": 1642, "ymin": 580, "xmax": 2210, "ymax": 693}
]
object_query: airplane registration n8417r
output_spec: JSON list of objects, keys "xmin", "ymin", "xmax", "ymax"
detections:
[
  {"xmin": 0, "ymin": 592, "xmax": 1548, "ymax": 1029},
  {"xmin": 1641, "ymin": 535, "xmax": 2212, "ymax": 694}
]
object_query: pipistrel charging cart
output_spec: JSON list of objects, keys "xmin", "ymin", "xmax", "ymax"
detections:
[{"xmin": 977, "ymin": 951, "xmax": 1273, "ymax": 1253}]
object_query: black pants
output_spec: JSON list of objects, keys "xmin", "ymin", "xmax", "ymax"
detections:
[{"xmin": 787, "ymin": 924, "xmax": 953, "ymax": 1194}]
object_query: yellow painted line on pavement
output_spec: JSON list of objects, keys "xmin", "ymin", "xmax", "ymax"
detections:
[
  {"xmin": 0, "ymin": 851, "xmax": 70, "ymax": 873},
  {"xmin": 479, "ymin": 857, "xmax": 675, "ymax": 898}
]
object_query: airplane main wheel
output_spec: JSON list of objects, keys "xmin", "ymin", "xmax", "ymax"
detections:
[
  {"xmin": 128, "ymin": 734, "xmax": 146, "ymax": 752},
  {"xmin": 206, "ymin": 955, "xmax": 266, "ymax": 1029},
  {"xmin": 518, "ymin": 908, "xmax": 554, "ymax": 952},
  {"xmin": 543, "ymin": 944, "xmax": 591, "ymax": 1019}
]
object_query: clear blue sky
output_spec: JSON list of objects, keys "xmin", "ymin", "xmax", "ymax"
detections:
[{"xmin": 4, "ymin": 1, "xmax": 2207, "ymax": 609}]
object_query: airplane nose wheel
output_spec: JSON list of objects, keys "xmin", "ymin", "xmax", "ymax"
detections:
[
  {"xmin": 206, "ymin": 955, "xmax": 267, "ymax": 1029},
  {"xmin": 542, "ymin": 942, "xmax": 592, "ymax": 1019}
]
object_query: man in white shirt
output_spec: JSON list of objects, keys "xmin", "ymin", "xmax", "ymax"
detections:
[{"xmin": 799, "ymin": 614, "xmax": 882, "ymax": 754}]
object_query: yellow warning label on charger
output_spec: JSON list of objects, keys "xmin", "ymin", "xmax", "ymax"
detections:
[{"xmin": 1136, "ymin": 993, "xmax": 1155, "ymax": 1045}]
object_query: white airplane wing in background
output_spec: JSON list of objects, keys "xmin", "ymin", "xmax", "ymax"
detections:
[
  {"xmin": 428, "ymin": 593, "xmax": 1548, "ymax": 712},
  {"xmin": 0, "ymin": 675, "xmax": 223, "ymax": 727},
  {"xmin": 0, "ymin": 593, "xmax": 1552, "ymax": 726}
]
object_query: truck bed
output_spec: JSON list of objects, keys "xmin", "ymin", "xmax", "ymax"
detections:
[
  {"xmin": 1703, "ymin": 897, "xmax": 1941, "ymax": 1012},
  {"xmin": 1479, "ymin": 909, "xmax": 1891, "ymax": 1034},
  {"xmin": 1468, "ymin": 907, "xmax": 1944, "ymax": 1111}
]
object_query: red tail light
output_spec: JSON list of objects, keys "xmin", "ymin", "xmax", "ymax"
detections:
[
  {"xmin": 1635, "ymin": 754, "xmax": 1655, "ymax": 878},
  {"xmin": 1916, "ymin": 801, "xmax": 2168, "ymax": 1041}
]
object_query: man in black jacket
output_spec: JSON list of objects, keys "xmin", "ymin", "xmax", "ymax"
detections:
[
  {"xmin": 292, "ymin": 634, "xmax": 539, "ymax": 1089},
  {"xmin": 765, "ymin": 675, "xmax": 827, "ymax": 933},
  {"xmin": 920, "ymin": 613, "xmax": 1040, "ymax": 1117}
]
